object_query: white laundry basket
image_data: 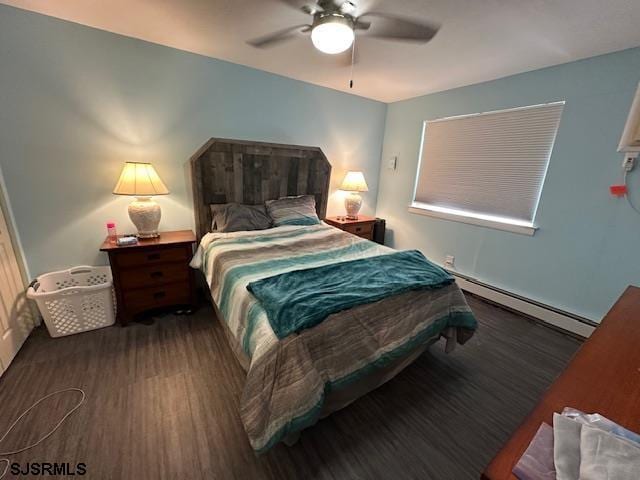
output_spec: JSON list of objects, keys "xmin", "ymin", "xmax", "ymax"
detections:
[{"xmin": 27, "ymin": 266, "xmax": 116, "ymax": 337}]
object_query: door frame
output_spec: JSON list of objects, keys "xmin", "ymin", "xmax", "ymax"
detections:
[
  {"xmin": 0, "ymin": 167, "xmax": 30, "ymax": 284},
  {"xmin": 0, "ymin": 166, "xmax": 37, "ymax": 375}
]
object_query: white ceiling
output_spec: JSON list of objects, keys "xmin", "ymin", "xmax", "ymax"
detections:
[{"xmin": 3, "ymin": 0, "xmax": 640, "ymax": 102}]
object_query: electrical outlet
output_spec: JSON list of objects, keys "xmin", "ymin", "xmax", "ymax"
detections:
[
  {"xmin": 622, "ymin": 154, "xmax": 636, "ymax": 172},
  {"xmin": 444, "ymin": 255, "xmax": 455, "ymax": 269}
]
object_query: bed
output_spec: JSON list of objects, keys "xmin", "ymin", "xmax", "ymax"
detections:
[{"xmin": 189, "ymin": 138, "xmax": 478, "ymax": 453}]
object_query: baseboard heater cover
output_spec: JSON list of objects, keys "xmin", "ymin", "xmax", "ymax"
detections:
[{"xmin": 451, "ymin": 272, "xmax": 597, "ymax": 338}]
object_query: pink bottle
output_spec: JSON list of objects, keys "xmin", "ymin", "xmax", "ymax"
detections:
[{"xmin": 107, "ymin": 222, "xmax": 117, "ymax": 244}]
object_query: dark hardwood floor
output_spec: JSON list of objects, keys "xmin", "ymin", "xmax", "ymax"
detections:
[{"xmin": 0, "ymin": 294, "xmax": 581, "ymax": 479}]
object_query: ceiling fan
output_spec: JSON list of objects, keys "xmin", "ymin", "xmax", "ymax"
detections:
[{"xmin": 248, "ymin": 0, "xmax": 440, "ymax": 56}]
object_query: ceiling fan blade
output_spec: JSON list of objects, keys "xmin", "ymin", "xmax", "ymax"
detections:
[
  {"xmin": 247, "ymin": 25, "xmax": 311, "ymax": 48},
  {"xmin": 357, "ymin": 13, "xmax": 440, "ymax": 42}
]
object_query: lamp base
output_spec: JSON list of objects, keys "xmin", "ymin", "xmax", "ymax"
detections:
[
  {"xmin": 344, "ymin": 192, "xmax": 363, "ymax": 220},
  {"xmin": 128, "ymin": 197, "xmax": 161, "ymax": 238}
]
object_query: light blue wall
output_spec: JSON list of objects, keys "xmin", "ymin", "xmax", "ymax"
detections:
[
  {"xmin": 0, "ymin": 5, "xmax": 387, "ymax": 277},
  {"xmin": 377, "ymin": 47, "xmax": 640, "ymax": 322},
  {"xmin": 2, "ymin": 5, "xmax": 638, "ymax": 323}
]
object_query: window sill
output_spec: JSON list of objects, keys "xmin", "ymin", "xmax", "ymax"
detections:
[{"xmin": 408, "ymin": 203, "xmax": 538, "ymax": 236}]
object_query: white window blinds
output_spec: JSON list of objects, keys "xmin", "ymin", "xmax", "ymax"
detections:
[{"xmin": 412, "ymin": 102, "xmax": 564, "ymax": 233}]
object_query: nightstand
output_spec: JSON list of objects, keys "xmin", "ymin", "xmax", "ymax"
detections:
[
  {"xmin": 100, "ymin": 230, "xmax": 197, "ymax": 325},
  {"xmin": 325, "ymin": 215, "xmax": 377, "ymax": 241}
]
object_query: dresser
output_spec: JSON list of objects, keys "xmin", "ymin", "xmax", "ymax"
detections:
[
  {"xmin": 482, "ymin": 286, "xmax": 640, "ymax": 479},
  {"xmin": 100, "ymin": 230, "xmax": 197, "ymax": 325},
  {"xmin": 325, "ymin": 215, "xmax": 377, "ymax": 241}
]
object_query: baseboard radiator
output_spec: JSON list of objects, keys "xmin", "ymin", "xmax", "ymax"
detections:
[{"xmin": 451, "ymin": 272, "xmax": 597, "ymax": 338}]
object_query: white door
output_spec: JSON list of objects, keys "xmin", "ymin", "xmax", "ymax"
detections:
[{"xmin": 0, "ymin": 191, "xmax": 34, "ymax": 376}]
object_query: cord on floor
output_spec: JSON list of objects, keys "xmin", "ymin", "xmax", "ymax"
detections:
[{"xmin": 0, "ymin": 388, "xmax": 85, "ymax": 479}]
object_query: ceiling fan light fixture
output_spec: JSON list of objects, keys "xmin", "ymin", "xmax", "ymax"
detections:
[{"xmin": 311, "ymin": 15, "xmax": 354, "ymax": 55}]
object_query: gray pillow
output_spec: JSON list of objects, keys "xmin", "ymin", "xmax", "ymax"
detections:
[
  {"xmin": 265, "ymin": 195, "xmax": 320, "ymax": 227},
  {"xmin": 210, "ymin": 203, "xmax": 272, "ymax": 232}
]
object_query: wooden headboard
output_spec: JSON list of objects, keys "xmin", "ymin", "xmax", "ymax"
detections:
[{"xmin": 190, "ymin": 138, "xmax": 332, "ymax": 241}]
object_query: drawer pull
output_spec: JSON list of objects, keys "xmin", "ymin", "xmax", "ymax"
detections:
[
  {"xmin": 153, "ymin": 291, "xmax": 166, "ymax": 299},
  {"xmin": 148, "ymin": 253, "xmax": 161, "ymax": 261},
  {"xmin": 150, "ymin": 271, "xmax": 164, "ymax": 278},
  {"xmin": 355, "ymin": 227, "xmax": 362, "ymax": 232}
]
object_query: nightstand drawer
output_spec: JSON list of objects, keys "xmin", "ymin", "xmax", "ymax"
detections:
[
  {"xmin": 115, "ymin": 246, "xmax": 189, "ymax": 268},
  {"xmin": 343, "ymin": 223, "xmax": 373, "ymax": 236},
  {"xmin": 119, "ymin": 263, "xmax": 190, "ymax": 290},
  {"xmin": 123, "ymin": 283, "xmax": 191, "ymax": 312}
]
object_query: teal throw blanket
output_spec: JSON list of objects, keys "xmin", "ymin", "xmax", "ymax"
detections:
[{"xmin": 247, "ymin": 250, "xmax": 454, "ymax": 339}]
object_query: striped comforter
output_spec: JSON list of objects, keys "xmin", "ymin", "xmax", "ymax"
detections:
[{"xmin": 191, "ymin": 223, "xmax": 477, "ymax": 452}]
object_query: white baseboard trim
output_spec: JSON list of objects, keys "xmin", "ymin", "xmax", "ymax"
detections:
[{"xmin": 453, "ymin": 273, "xmax": 596, "ymax": 338}]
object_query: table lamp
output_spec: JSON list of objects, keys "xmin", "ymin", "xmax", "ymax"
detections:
[
  {"xmin": 113, "ymin": 162, "xmax": 169, "ymax": 238},
  {"xmin": 340, "ymin": 171, "xmax": 368, "ymax": 219}
]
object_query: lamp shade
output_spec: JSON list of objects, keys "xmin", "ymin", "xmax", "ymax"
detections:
[
  {"xmin": 340, "ymin": 171, "xmax": 369, "ymax": 192},
  {"xmin": 113, "ymin": 162, "xmax": 169, "ymax": 196}
]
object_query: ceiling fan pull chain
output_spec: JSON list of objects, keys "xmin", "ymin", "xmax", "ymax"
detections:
[{"xmin": 349, "ymin": 36, "xmax": 356, "ymax": 89}]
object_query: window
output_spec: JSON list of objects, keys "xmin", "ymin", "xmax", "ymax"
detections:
[{"xmin": 410, "ymin": 102, "xmax": 565, "ymax": 235}]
